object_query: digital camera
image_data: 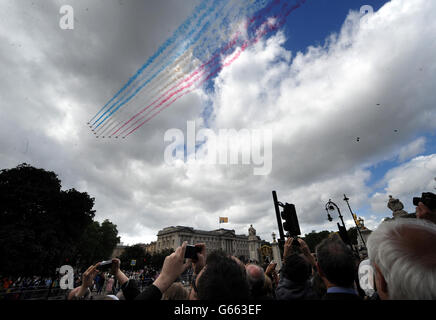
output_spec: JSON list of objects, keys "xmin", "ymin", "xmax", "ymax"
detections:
[{"xmin": 413, "ymin": 192, "xmax": 436, "ymax": 210}]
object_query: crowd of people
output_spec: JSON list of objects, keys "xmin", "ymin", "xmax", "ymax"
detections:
[
  {"xmin": 65, "ymin": 192, "xmax": 436, "ymax": 301},
  {"xmin": 0, "ymin": 266, "xmax": 159, "ymax": 300},
  {"xmin": 3, "ymin": 192, "xmax": 435, "ymax": 301}
]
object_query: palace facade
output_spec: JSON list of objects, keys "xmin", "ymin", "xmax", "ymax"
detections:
[{"xmin": 155, "ymin": 225, "xmax": 262, "ymax": 262}]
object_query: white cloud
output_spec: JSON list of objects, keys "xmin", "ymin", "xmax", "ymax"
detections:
[
  {"xmin": 1, "ymin": 0, "xmax": 436, "ymax": 245},
  {"xmin": 398, "ymin": 137, "xmax": 426, "ymax": 162},
  {"xmin": 370, "ymin": 154, "xmax": 436, "ymax": 215}
]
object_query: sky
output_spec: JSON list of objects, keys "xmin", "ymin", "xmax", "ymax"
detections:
[{"xmin": 0, "ymin": 0, "xmax": 435, "ymax": 245}]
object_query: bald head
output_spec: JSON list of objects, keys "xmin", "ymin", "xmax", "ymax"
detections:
[
  {"xmin": 246, "ymin": 264, "xmax": 265, "ymax": 294},
  {"xmin": 368, "ymin": 218, "xmax": 436, "ymax": 299}
]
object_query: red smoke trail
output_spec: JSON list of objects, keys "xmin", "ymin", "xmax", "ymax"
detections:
[
  {"xmin": 110, "ymin": 32, "xmax": 241, "ymax": 137},
  {"xmin": 123, "ymin": 0, "xmax": 306, "ymax": 138},
  {"xmin": 110, "ymin": 1, "xmax": 284, "ymax": 137}
]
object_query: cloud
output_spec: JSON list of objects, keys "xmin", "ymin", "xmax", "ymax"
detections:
[
  {"xmin": 398, "ymin": 137, "xmax": 426, "ymax": 162},
  {"xmin": 370, "ymin": 154, "xmax": 436, "ymax": 215},
  {"xmin": 0, "ymin": 0, "xmax": 435, "ymax": 245}
]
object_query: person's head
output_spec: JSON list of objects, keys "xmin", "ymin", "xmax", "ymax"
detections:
[
  {"xmin": 246, "ymin": 264, "xmax": 265, "ymax": 296},
  {"xmin": 414, "ymin": 192, "xmax": 436, "ymax": 224},
  {"xmin": 367, "ymin": 218, "xmax": 436, "ymax": 300},
  {"xmin": 281, "ymin": 253, "xmax": 312, "ymax": 284},
  {"xmin": 191, "ymin": 250, "xmax": 249, "ymax": 300},
  {"xmin": 315, "ymin": 234, "xmax": 356, "ymax": 288},
  {"xmin": 162, "ymin": 282, "xmax": 189, "ymax": 300}
]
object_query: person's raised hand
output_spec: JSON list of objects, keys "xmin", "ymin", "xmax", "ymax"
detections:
[
  {"xmin": 192, "ymin": 243, "xmax": 206, "ymax": 275},
  {"xmin": 283, "ymin": 237, "xmax": 293, "ymax": 259},
  {"xmin": 297, "ymin": 238, "xmax": 316, "ymax": 267},
  {"xmin": 265, "ymin": 262, "xmax": 277, "ymax": 276},
  {"xmin": 153, "ymin": 242, "xmax": 191, "ymax": 294},
  {"xmin": 110, "ymin": 258, "xmax": 120, "ymax": 275},
  {"xmin": 82, "ymin": 263, "xmax": 99, "ymax": 289},
  {"xmin": 111, "ymin": 258, "xmax": 129, "ymax": 285},
  {"xmin": 298, "ymin": 238, "xmax": 311, "ymax": 256}
]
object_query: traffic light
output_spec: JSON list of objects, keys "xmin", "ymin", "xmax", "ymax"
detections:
[{"xmin": 281, "ymin": 203, "xmax": 301, "ymax": 237}]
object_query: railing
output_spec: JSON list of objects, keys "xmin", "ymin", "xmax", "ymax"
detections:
[{"xmin": 0, "ymin": 286, "xmax": 68, "ymax": 300}]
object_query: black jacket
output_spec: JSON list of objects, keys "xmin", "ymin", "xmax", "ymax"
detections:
[
  {"xmin": 121, "ymin": 279, "xmax": 162, "ymax": 300},
  {"xmin": 275, "ymin": 277, "xmax": 318, "ymax": 300}
]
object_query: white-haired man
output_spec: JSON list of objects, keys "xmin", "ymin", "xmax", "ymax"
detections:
[{"xmin": 367, "ymin": 218, "xmax": 436, "ymax": 300}]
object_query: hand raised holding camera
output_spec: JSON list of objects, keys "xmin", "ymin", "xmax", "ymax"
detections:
[
  {"xmin": 191, "ymin": 243, "xmax": 206, "ymax": 275},
  {"xmin": 265, "ymin": 261, "xmax": 277, "ymax": 277},
  {"xmin": 153, "ymin": 242, "xmax": 191, "ymax": 294},
  {"xmin": 283, "ymin": 237, "xmax": 294, "ymax": 259},
  {"xmin": 83, "ymin": 263, "xmax": 99, "ymax": 288},
  {"xmin": 110, "ymin": 258, "xmax": 129, "ymax": 285}
]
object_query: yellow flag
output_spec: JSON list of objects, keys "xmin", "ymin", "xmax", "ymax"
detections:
[{"xmin": 219, "ymin": 217, "xmax": 228, "ymax": 223}]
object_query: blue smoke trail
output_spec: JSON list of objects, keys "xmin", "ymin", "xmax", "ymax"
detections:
[
  {"xmin": 88, "ymin": 0, "xmax": 211, "ymax": 124},
  {"xmin": 92, "ymin": 0, "xmax": 279, "ymax": 131},
  {"xmin": 93, "ymin": 0, "xmax": 228, "ymax": 129}
]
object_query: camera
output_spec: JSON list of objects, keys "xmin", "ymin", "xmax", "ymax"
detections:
[
  {"xmin": 98, "ymin": 260, "xmax": 113, "ymax": 271},
  {"xmin": 413, "ymin": 192, "xmax": 436, "ymax": 210},
  {"xmin": 291, "ymin": 237, "xmax": 300, "ymax": 247},
  {"xmin": 184, "ymin": 245, "xmax": 201, "ymax": 261}
]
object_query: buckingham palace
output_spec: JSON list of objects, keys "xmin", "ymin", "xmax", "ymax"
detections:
[{"xmin": 155, "ymin": 225, "xmax": 262, "ymax": 262}]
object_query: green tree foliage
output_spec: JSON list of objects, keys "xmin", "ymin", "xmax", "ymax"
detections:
[
  {"xmin": 119, "ymin": 245, "xmax": 149, "ymax": 271},
  {"xmin": 149, "ymin": 248, "xmax": 174, "ymax": 271},
  {"xmin": 74, "ymin": 220, "xmax": 120, "ymax": 268},
  {"xmin": 117, "ymin": 246, "xmax": 174, "ymax": 271},
  {"xmin": 0, "ymin": 163, "xmax": 119, "ymax": 276},
  {"xmin": 302, "ymin": 230, "xmax": 332, "ymax": 252}
]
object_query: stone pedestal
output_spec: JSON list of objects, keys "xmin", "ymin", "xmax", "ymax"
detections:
[
  {"xmin": 248, "ymin": 225, "xmax": 261, "ymax": 262},
  {"xmin": 271, "ymin": 242, "xmax": 282, "ymax": 271}
]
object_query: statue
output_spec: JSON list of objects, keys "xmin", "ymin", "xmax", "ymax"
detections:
[
  {"xmin": 358, "ymin": 217, "xmax": 367, "ymax": 230},
  {"xmin": 387, "ymin": 195, "xmax": 408, "ymax": 218},
  {"xmin": 248, "ymin": 224, "xmax": 256, "ymax": 236}
]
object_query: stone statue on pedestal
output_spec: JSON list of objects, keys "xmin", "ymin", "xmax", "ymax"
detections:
[
  {"xmin": 387, "ymin": 195, "xmax": 409, "ymax": 218},
  {"xmin": 248, "ymin": 225, "xmax": 256, "ymax": 236}
]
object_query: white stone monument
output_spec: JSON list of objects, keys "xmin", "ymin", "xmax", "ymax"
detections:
[{"xmin": 271, "ymin": 232, "xmax": 282, "ymax": 271}]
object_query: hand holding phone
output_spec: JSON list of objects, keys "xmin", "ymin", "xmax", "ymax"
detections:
[
  {"xmin": 291, "ymin": 237, "xmax": 300, "ymax": 247},
  {"xmin": 184, "ymin": 245, "xmax": 201, "ymax": 261},
  {"xmin": 98, "ymin": 260, "xmax": 113, "ymax": 272}
]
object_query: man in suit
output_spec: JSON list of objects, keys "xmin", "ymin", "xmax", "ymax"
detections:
[{"xmin": 315, "ymin": 234, "xmax": 361, "ymax": 300}]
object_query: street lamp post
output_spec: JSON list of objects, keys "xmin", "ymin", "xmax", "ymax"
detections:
[
  {"xmin": 325, "ymin": 199, "xmax": 359, "ymax": 256},
  {"xmin": 325, "ymin": 199, "xmax": 346, "ymax": 229},
  {"xmin": 343, "ymin": 194, "xmax": 367, "ymax": 249}
]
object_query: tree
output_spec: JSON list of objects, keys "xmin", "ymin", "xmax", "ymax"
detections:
[
  {"xmin": 119, "ymin": 245, "xmax": 148, "ymax": 271},
  {"xmin": 0, "ymin": 163, "xmax": 119, "ymax": 276},
  {"xmin": 302, "ymin": 230, "xmax": 332, "ymax": 252},
  {"xmin": 73, "ymin": 220, "xmax": 120, "ymax": 268},
  {"xmin": 149, "ymin": 249, "xmax": 174, "ymax": 271}
]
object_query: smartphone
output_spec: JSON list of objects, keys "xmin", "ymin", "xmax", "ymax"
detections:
[
  {"xmin": 99, "ymin": 260, "xmax": 113, "ymax": 271},
  {"xmin": 291, "ymin": 237, "xmax": 300, "ymax": 247},
  {"xmin": 184, "ymin": 245, "xmax": 201, "ymax": 261}
]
